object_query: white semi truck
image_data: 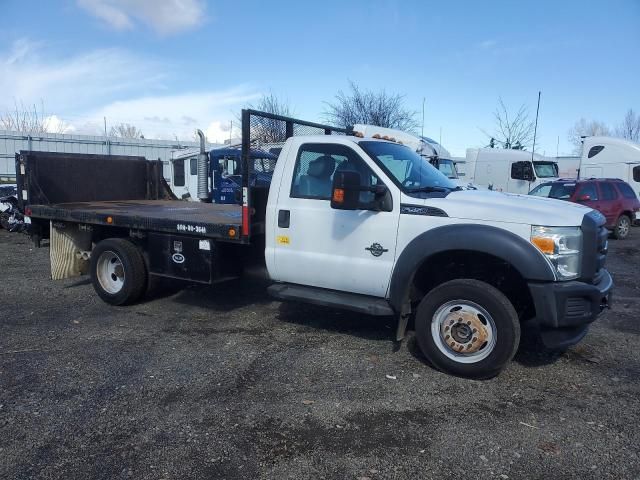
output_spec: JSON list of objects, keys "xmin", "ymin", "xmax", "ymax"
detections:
[
  {"xmin": 465, "ymin": 148, "xmax": 560, "ymax": 194},
  {"xmin": 18, "ymin": 110, "xmax": 612, "ymax": 379},
  {"xmin": 579, "ymin": 136, "xmax": 640, "ymax": 223}
]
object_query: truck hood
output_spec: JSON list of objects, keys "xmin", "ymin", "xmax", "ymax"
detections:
[{"xmin": 425, "ymin": 189, "xmax": 591, "ymax": 226}]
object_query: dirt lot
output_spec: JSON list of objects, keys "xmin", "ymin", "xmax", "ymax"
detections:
[{"xmin": 1, "ymin": 228, "xmax": 639, "ymax": 480}]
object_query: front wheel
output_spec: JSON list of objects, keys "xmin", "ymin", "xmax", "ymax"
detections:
[
  {"xmin": 90, "ymin": 238, "xmax": 148, "ymax": 305},
  {"xmin": 415, "ymin": 279, "xmax": 520, "ymax": 379},
  {"xmin": 612, "ymin": 214, "xmax": 631, "ymax": 240}
]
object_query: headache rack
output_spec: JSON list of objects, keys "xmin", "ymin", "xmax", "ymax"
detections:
[{"xmin": 239, "ymin": 109, "xmax": 353, "ymax": 240}]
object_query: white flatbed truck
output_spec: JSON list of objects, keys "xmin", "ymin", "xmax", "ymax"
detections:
[{"xmin": 17, "ymin": 110, "xmax": 612, "ymax": 378}]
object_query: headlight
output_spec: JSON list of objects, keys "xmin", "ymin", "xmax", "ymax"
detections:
[{"xmin": 531, "ymin": 226, "xmax": 582, "ymax": 281}]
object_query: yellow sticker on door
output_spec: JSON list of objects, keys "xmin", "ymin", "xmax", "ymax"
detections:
[{"xmin": 277, "ymin": 235, "xmax": 290, "ymax": 245}]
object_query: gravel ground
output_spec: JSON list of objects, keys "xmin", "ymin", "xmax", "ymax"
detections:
[{"xmin": 1, "ymin": 228, "xmax": 639, "ymax": 480}]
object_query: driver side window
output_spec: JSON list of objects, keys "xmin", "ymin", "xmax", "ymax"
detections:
[
  {"xmin": 290, "ymin": 143, "xmax": 381, "ymax": 204},
  {"xmin": 577, "ymin": 183, "xmax": 598, "ymax": 201}
]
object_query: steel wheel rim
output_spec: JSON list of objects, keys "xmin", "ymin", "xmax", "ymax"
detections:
[
  {"xmin": 431, "ymin": 300, "xmax": 497, "ymax": 364},
  {"xmin": 619, "ymin": 217, "xmax": 629, "ymax": 237},
  {"xmin": 96, "ymin": 250, "xmax": 125, "ymax": 294}
]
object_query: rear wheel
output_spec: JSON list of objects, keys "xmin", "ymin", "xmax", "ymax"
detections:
[
  {"xmin": 415, "ymin": 279, "xmax": 520, "ymax": 379},
  {"xmin": 613, "ymin": 214, "xmax": 631, "ymax": 239},
  {"xmin": 90, "ymin": 238, "xmax": 147, "ymax": 305}
]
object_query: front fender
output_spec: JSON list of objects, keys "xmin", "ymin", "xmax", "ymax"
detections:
[{"xmin": 388, "ymin": 224, "xmax": 555, "ymax": 311}]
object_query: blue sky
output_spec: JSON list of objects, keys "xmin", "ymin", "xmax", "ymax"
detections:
[{"xmin": 1, "ymin": 0, "xmax": 638, "ymax": 156}]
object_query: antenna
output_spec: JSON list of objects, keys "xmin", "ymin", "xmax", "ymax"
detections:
[
  {"xmin": 531, "ymin": 91, "xmax": 541, "ymax": 161},
  {"xmin": 421, "ymin": 97, "xmax": 425, "ymax": 139}
]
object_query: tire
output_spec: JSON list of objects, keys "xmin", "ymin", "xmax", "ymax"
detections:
[
  {"xmin": 90, "ymin": 238, "xmax": 148, "ymax": 306},
  {"xmin": 415, "ymin": 279, "xmax": 520, "ymax": 379},
  {"xmin": 612, "ymin": 214, "xmax": 631, "ymax": 240}
]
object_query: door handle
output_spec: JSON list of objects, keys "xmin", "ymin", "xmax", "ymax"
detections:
[{"xmin": 278, "ymin": 209, "xmax": 290, "ymax": 228}]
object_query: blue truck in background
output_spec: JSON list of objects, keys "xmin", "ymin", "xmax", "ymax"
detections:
[{"xmin": 170, "ymin": 146, "xmax": 278, "ymax": 204}]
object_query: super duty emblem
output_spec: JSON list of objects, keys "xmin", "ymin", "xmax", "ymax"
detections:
[{"xmin": 365, "ymin": 243, "xmax": 388, "ymax": 257}]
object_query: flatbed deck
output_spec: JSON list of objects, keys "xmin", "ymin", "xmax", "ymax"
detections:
[{"xmin": 29, "ymin": 200, "xmax": 242, "ymax": 240}]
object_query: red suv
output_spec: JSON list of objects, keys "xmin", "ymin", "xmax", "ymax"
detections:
[{"xmin": 530, "ymin": 178, "xmax": 640, "ymax": 239}]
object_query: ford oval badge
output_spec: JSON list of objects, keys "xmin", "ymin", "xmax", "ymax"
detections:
[{"xmin": 172, "ymin": 253, "xmax": 185, "ymax": 264}]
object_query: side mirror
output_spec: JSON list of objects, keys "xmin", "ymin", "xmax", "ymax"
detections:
[
  {"xmin": 331, "ymin": 171, "xmax": 361, "ymax": 210},
  {"xmin": 511, "ymin": 161, "xmax": 535, "ymax": 182},
  {"xmin": 633, "ymin": 165, "xmax": 640, "ymax": 182},
  {"xmin": 577, "ymin": 194, "xmax": 591, "ymax": 202}
]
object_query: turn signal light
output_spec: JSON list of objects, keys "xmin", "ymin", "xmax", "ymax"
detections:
[
  {"xmin": 332, "ymin": 188, "xmax": 344, "ymax": 203},
  {"xmin": 531, "ymin": 236, "xmax": 554, "ymax": 255},
  {"xmin": 106, "ymin": 216, "xmax": 113, "ymax": 224},
  {"xmin": 228, "ymin": 228, "xmax": 237, "ymax": 237}
]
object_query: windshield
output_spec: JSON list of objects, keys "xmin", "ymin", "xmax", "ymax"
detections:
[
  {"xmin": 0, "ymin": 185, "xmax": 16, "ymax": 197},
  {"xmin": 360, "ymin": 141, "xmax": 456, "ymax": 195},
  {"xmin": 530, "ymin": 182, "xmax": 576, "ymax": 199},
  {"xmin": 436, "ymin": 159, "xmax": 457, "ymax": 179},
  {"xmin": 533, "ymin": 161, "xmax": 558, "ymax": 178}
]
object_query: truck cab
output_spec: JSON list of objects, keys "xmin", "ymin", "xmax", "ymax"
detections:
[
  {"xmin": 170, "ymin": 147, "xmax": 278, "ymax": 204},
  {"xmin": 466, "ymin": 148, "xmax": 559, "ymax": 194},
  {"xmin": 579, "ymin": 136, "xmax": 640, "ymax": 223},
  {"xmin": 265, "ymin": 131, "xmax": 611, "ymax": 378}
]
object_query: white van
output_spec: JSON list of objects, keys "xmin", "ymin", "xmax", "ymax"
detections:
[{"xmin": 465, "ymin": 148, "xmax": 559, "ymax": 194}]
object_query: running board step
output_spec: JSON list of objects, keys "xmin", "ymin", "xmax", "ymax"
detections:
[{"xmin": 267, "ymin": 283, "xmax": 394, "ymax": 316}]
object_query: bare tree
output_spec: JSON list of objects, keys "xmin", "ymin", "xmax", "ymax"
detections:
[
  {"xmin": 243, "ymin": 92, "xmax": 294, "ymax": 144},
  {"xmin": 567, "ymin": 118, "xmax": 611, "ymax": 153},
  {"xmin": 615, "ymin": 109, "xmax": 640, "ymax": 142},
  {"xmin": 482, "ymin": 98, "xmax": 535, "ymax": 150},
  {"xmin": 323, "ymin": 81, "xmax": 418, "ymax": 132},
  {"xmin": 0, "ymin": 101, "xmax": 68, "ymax": 134},
  {"xmin": 109, "ymin": 123, "xmax": 143, "ymax": 139}
]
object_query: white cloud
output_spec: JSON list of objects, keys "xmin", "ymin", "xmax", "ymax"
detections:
[
  {"xmin": 0, "ymin": 38, "xmax": 259, "ymax": 142},
  {"xmin": 0, "ymin": 38, "xmax": 164, "ymax": 113},
  {"xmin": 77, "ymin": 0, "xmax": 206, "ymax": 35},
  {"xmin": 91, "ymin": 88, "xmax": 259, "ymax": 141}
]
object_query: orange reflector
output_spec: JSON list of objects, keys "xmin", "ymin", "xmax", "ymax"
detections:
[
  {"xmin": 532, "ymin": 236, "xmax": 554, "ymax": 254},
  {"xmin": 228, "ymin": 228, "xmax": 237, "ymax": 237},
  {"xmin": 332, "ymin": 188, "xmax": 344, "ymax": 203},
  {"xmin": 106, "ymin": 216, "xmax": 113, "ymax": 224}
]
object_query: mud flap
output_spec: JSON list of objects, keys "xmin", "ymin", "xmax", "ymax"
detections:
[{"xmin": 50, "ymin": 222, "xmax": 92, "ymax": 280}]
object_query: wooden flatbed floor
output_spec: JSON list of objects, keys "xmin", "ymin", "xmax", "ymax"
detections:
[{"xmin": 29, "ymin": 200, "xmax": 243, "ymax": 240}]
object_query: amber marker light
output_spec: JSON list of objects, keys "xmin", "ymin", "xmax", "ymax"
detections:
[{"xmin": 531, "ymin": 236, "xmax": 554, "ymax": 255}]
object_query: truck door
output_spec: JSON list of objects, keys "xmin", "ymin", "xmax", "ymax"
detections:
[
  {"xmin": 171, "ymin": 158, "xmax": 188, "ymax": 199},
  {"xmin": 186, "ymin": 157, "xmax": 199, "ymax": 201},
  {"xmin": 270, "ymin": 141, "xmax": 400, "ymax": 297},
  {"xmin": 507, "ymin": 161, "xmax": 532, "ymax": 194}
]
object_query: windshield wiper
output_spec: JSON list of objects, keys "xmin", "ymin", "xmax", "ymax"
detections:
[{"xmin": 406, "ymin": 186, "xmax": 451, "ymax": 193}]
